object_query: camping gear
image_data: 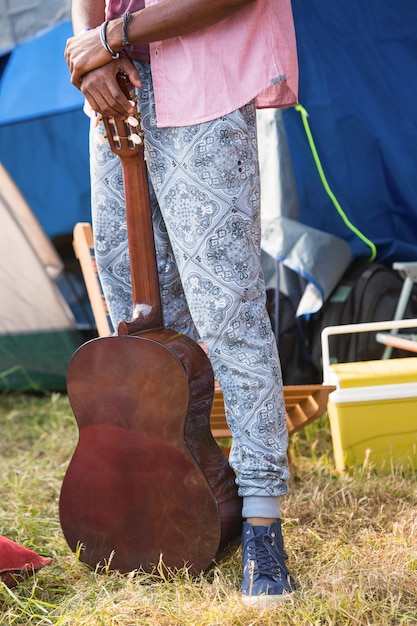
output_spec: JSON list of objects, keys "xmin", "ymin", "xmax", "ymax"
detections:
[
  {"xmin": 59, "ymin": 76, "xmax": 242, "ymax": 574},
  {"xmin": 0, "ymin": 21, "xmax": 92, "ymax": 391},
  {"xmin": 0, "ymin": 164, "xmax": 84, "ymax": 391},
  {"xmin": 378, "ymin": 262, "xmax": 417, "ymax": 358},
  {"xmin": 307, "ymin": 259, "xmax": 417, "ymax": 370},
  {"xmin": 72, "ymin": 223, "xmax": 113, "ymax": 338},
  {"xmin": 0, "ymin": 21, "xmax": 89, "ymax": 241},
  {"xmin": 322, "ymin": 320, "xmax": 417, "ymax": 472}
]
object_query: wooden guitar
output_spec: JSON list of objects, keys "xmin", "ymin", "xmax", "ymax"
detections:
[{"xmin": 59, "ymin": 74, "xmax": 242, "ymax": 575}]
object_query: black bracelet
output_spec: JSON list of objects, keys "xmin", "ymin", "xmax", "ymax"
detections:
[
  {"xmin": 99, "ymin": 20, "xmax": 120, "ymax": 59},
  {"xmin": 122, "ymin": 12, "xmax": 132, "ymax": 47}
]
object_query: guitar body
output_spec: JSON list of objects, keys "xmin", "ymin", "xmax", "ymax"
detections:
[{"xmin": 60, "ymin": 329, "xmax": 242, "ymax": 574}]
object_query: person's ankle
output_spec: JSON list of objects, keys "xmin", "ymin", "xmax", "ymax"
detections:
[{"xmin": 246, "ymin": 517, "xmax": 278, "ymax": 526}]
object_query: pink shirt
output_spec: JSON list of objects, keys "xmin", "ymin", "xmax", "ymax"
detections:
[
  {"xmin": 105, "ymin": 0, "xmax": 298, "ymax": 127},
  {"xmin": 106, "ymin": 0, "xmax": 149, "ymax": 61}
]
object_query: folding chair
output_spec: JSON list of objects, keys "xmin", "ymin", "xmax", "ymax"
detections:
[{"xmin": 376, "ymin": 262, "xmax": 417, "ymax": 358}]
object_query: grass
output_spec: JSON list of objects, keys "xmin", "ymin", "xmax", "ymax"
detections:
[{"xmin": 0, "ymin": 392, "xmax": 416, "ymax": 625}]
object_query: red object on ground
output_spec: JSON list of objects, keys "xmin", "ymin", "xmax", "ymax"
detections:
[{"xmin": 0, "ymin": 535, "xmax": 52, "ymax": 587}]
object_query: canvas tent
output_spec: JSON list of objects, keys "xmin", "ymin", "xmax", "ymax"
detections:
[
  {"xmin": 0, "ymin": 13, "xmax": 91, "ymax": 391},
  {"xmin": 0, "ymin": 163, "xmax": 84, "ymax": 391}
]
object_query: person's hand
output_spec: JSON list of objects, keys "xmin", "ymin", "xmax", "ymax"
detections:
[
  {"xmin": 65, "ymin": 27, "xmax": 114, "ymax": 87},
  {"xmin": 79, "ymin": 59, "xmax": 142, "ymax": 118}
]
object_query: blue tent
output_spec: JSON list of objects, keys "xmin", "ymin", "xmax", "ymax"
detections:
[
  {"xmin": 283, "ymin": 0, "xmax": 417, "ymax": 265},
  {"xmin": 0, "ymin": 21, "xmax": 90, "ymax": 239},
  {"xmin": 0, "ymin": 22, "xmax": 92, "ymax": 391}
]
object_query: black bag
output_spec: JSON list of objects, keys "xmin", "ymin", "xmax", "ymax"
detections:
[
  {"xmin": 306, "ymin": 258, "xmax": 417, "ymax": 369},
  {"xmin": 267, "ymin": 289, "xmax": 321, "ymax": 385}
]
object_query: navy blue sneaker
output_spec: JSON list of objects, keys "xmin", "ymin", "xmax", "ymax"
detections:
[{"xmin": 241, "ymin": 520, "xmax": 296, "ymax": 606}]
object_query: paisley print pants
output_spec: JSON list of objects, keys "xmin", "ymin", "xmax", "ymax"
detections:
[{"xmin": 89, "ymin": 61, "xmax": 289, "ymax": 499}]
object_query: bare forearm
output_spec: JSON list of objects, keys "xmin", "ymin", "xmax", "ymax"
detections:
[{"xmin": 106, "ymin": 0, "xmax": 256, "ymax": 50}]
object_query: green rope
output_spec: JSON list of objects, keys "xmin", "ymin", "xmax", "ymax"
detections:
[{"xmin": 295, "ymin": 103, "xmax": 377, "ymax": 261}]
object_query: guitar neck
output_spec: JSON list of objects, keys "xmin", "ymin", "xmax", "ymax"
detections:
[
  {"xmin": 101, "ymin": 73, "xmax": 163, "ymax": 336},
  {"xmin": 118, "ymin": 151, "xmax": 163, "ymax": 335}
]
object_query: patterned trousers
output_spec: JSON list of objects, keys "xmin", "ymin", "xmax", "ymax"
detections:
[{"xmin": 89, "ymin": 61, "xmax": 289, "ymax": 499}]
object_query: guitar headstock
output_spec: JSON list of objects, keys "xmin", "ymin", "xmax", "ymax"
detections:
[{"xmin": 101, "ymin": 72, "xmax": 144, "ymax": 158}]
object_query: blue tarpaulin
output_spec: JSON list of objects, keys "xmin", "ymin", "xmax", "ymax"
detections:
[
  {"xmin": 0, "ymin": 21, "xmax": 90, "ymax": 239},
  {"xmin": 283, "ymin": 0, "xmax": 417, "ymax": 264}
]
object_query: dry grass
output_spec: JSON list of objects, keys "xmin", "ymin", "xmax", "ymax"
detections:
[{"xmin": 0, "ymin": 392, "xmax": 416, "ymax": 625}]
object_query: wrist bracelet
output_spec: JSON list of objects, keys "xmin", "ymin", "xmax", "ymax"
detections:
[
  {"xmin": 99, "ymin": 20, "xmax": 120, "ymax": 59},
  {"xmin": 122, "ymin": 12, "xmax": 132, "ymax": 47}
]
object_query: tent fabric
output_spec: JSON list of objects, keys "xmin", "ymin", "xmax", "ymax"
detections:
[
  {"xmin": 0, "ymin": 109, "xmax": 91, "ymax": 239},
  {"xmin": 257, "ymin": 108, "xmax": 352, "ymax": 316},
  {"xmin": 0, "ymin": 330, "xmax": 83, "ymax": 392},
  {"xmin": 258, "ymin": 108, "xmax": 300, "ymax": 224},
  {"xmin": 0, "ymin": 164, "xmax": 84, "ymax": 391},
  {"xmin": 0, "ymin": 22, "xmax": 90, "ymax": 239},
  {"xmin": 0, "ymin": 15, "xmax": 89, "ymax": 392},
  {"xmin": 0, "ymin": 163, "xmax": 63, "ymax": 280},
  {"xmin": 283, "ymin": 0, "xmax": 417, "ymax": 265},
  {"xmin": 0, "ymin": 0, "xmax": 71, "ymax": 55},
  {"xmin": 0, "ymin": 164, "xmax": 74, "ymax": 332},
  {"xmin": 0, "ymin": 21, "xmax": 83, "ymax": 123},
  {"xmin": 262, "ymin": 216, "xmax": 351, "ymax": 317}
]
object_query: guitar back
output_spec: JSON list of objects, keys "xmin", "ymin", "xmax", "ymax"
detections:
[{"xmin": 60, "ymin": 330, "xmax": 241, "ymax": 573}]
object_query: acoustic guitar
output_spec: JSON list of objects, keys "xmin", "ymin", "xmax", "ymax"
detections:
[{"xmin": 59, "ymin": 73, "xmax": 242, "ymax": 575}]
